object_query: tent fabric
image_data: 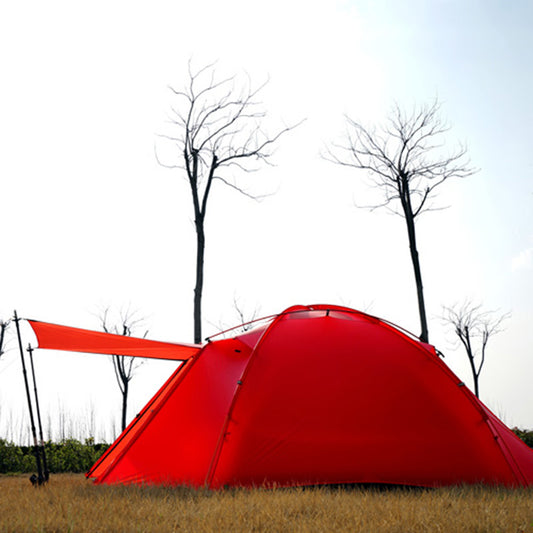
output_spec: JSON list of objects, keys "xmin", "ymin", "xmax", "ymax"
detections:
[
  {"xmin": 81, "ymin": 304, "xmax": 533, "ymax": 488},
  {"xmin": 27, "ymin": 320, "xmax": 201, "ymax": 361}
]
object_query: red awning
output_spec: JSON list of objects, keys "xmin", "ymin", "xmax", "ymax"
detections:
[{"xmin": 27, "ymin": 320, "xmax": 201, "ymax": 361}]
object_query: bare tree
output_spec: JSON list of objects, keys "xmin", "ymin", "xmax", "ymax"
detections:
[
  {"xmin": 100, "ymin": 308, "xmax": 147, "ymax": 433},
  {"xmin": 326, "ymin": 100, "xmax": 477, "ymax": 343},
  {"xmin": 442, "ymin": 301, "xmax": 509, "ymax": 399},
  {"xmin": 208, "ymin": 296, "xmax": 261, "ymax": 338},
  {"xmin": 232, "ymin": 295, "xmax": 261, "ymax": 333},
  {"xmin": 156, "ymin": 61, "xmax": 300, "ymax": 343}
]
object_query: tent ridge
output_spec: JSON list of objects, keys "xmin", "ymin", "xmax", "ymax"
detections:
[{"xmin": 205, "ymin": 313, "xmax": 279, "ymax": 342}]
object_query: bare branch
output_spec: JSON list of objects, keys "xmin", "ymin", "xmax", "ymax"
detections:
[
  {"xmin": 325, "ymin": 100, "xmax": 478, "ymax": 218},
  {"xmin": 232, "ymin": 296, "xmax": 261, "ymax": 332},
  {"xmin": 212, "ymin": 176, "xmax": 264, "ymax": 201},
  {"xmin": 210, "ymin": 296, "xmax": 262, "ymax": 336},
  {"xmin": 154, "ymin": 142, "xmax": 182, "ymax": 170}
]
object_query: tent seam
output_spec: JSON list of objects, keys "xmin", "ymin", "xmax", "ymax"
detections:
[{"xmin": 203, "ymin": 311, "xmax": 289, "ymax": 488}]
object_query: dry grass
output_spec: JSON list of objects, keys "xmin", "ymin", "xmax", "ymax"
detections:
[{"xmin": 1, "ymin": 474, "xmax": 532, "ymax": 532}]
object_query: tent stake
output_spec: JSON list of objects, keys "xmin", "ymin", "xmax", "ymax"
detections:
[{"xmin": 13, "ymin": 311, "xmax": 45, "ymax": 485}]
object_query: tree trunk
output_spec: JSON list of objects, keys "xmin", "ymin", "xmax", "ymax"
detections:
[
  {"xmin": 467, "ymin": 356, "xmax": 480, "ymax": 398},
  {"xmin": 402, "ymin": 205, "xmax": 429, "ymax": 344},
  {"xmin": 193, "ymin": 220, "xmax": 205, "ymax": 344},
  {"xmin": 465, "ymin": 332, "xmax": 480, "ymax": 398},
  {"xmin": 473, "ymin": 375, "xmax": 479, "ymax": 399},
  {"xmin": 121, "ymin": 379, "xmax": 128, "ymax": 432}
]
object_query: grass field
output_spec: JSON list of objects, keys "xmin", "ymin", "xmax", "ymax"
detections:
[{"xmin": 1, "ymin": 474, "xmax": 533, "ymax": 532}]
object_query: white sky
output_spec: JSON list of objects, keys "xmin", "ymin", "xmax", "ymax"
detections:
[{"xmin": 1, "ymin": 0, "xmax": 532, "ymax": 441}]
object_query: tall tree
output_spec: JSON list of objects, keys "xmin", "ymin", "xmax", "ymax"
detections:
[
  {"xmin": 442, "ymin": 301, "xmax": 509, "ymax": 399},
  {"xmin": 100, "ymin": 308, "xmax": 147, "ymax": 433},
  {"xmin": 157, "ymin": 61, "xmax": 299, "ymax": 343},
  {"xmin": 326, "ymin": 100, "xmax": 476, "ymax": 343}
]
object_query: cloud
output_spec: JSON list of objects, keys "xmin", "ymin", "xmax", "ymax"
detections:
[{"xmin": 511, "ymin": 248, "xmax": 533, "ymax": 272}]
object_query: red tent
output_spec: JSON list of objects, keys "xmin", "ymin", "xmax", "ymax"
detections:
[{"xmin": 29, "ymin": 304, "xmax": 533, "ymax": 488}]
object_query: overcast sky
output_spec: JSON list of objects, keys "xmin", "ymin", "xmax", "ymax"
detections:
[{"xmin": 1, "ymin": 0, "xmax": 532, "ymax": 440}]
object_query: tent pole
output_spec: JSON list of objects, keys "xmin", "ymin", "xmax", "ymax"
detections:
[
  {"xmin": 13, "ymin": 311, "xmax": 45, "ymax": 485},
  {"xmin": 27, "ymin": 344, "xmax": 50, "ymax": 482}
]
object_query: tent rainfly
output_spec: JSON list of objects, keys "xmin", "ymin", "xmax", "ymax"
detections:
[{"xmin": 28, "ymin": 304, "xmax": 533, "ymax": 488}]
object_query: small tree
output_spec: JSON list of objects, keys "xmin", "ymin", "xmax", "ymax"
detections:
[
  {"xmin": 326, "ymin": 100, "xmax": 477, "ymax": 343},
  {"xmin": 232, "ymin": 296, "xmax": 261, "ymax": 333},
  {"xmin": 442, "ymin": 301, "xmax": 509, "ymax": 399},
  {"xmin": 100, "ymin": 309, "xmax": 147, "ymax": 433},
  {"xmin": 209, "ymin": 296, "xmax": 261, "ymax": 339},
  {"xmin": 157, "ymin": 61, "xmax": 300, "ymax": 343}
]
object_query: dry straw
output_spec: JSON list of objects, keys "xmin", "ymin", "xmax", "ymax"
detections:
[{"xmin": 1, "ymin": 474, "xmax": 532, "ymax": 532}]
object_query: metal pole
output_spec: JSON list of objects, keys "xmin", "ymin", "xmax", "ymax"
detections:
[
  {"xmin": 13, "ymin": 310, "xmax": 44, "ymax": 485},
  {"xmin": 28, "ymin": 344, "xmax": 49, "ymax": 482}
]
